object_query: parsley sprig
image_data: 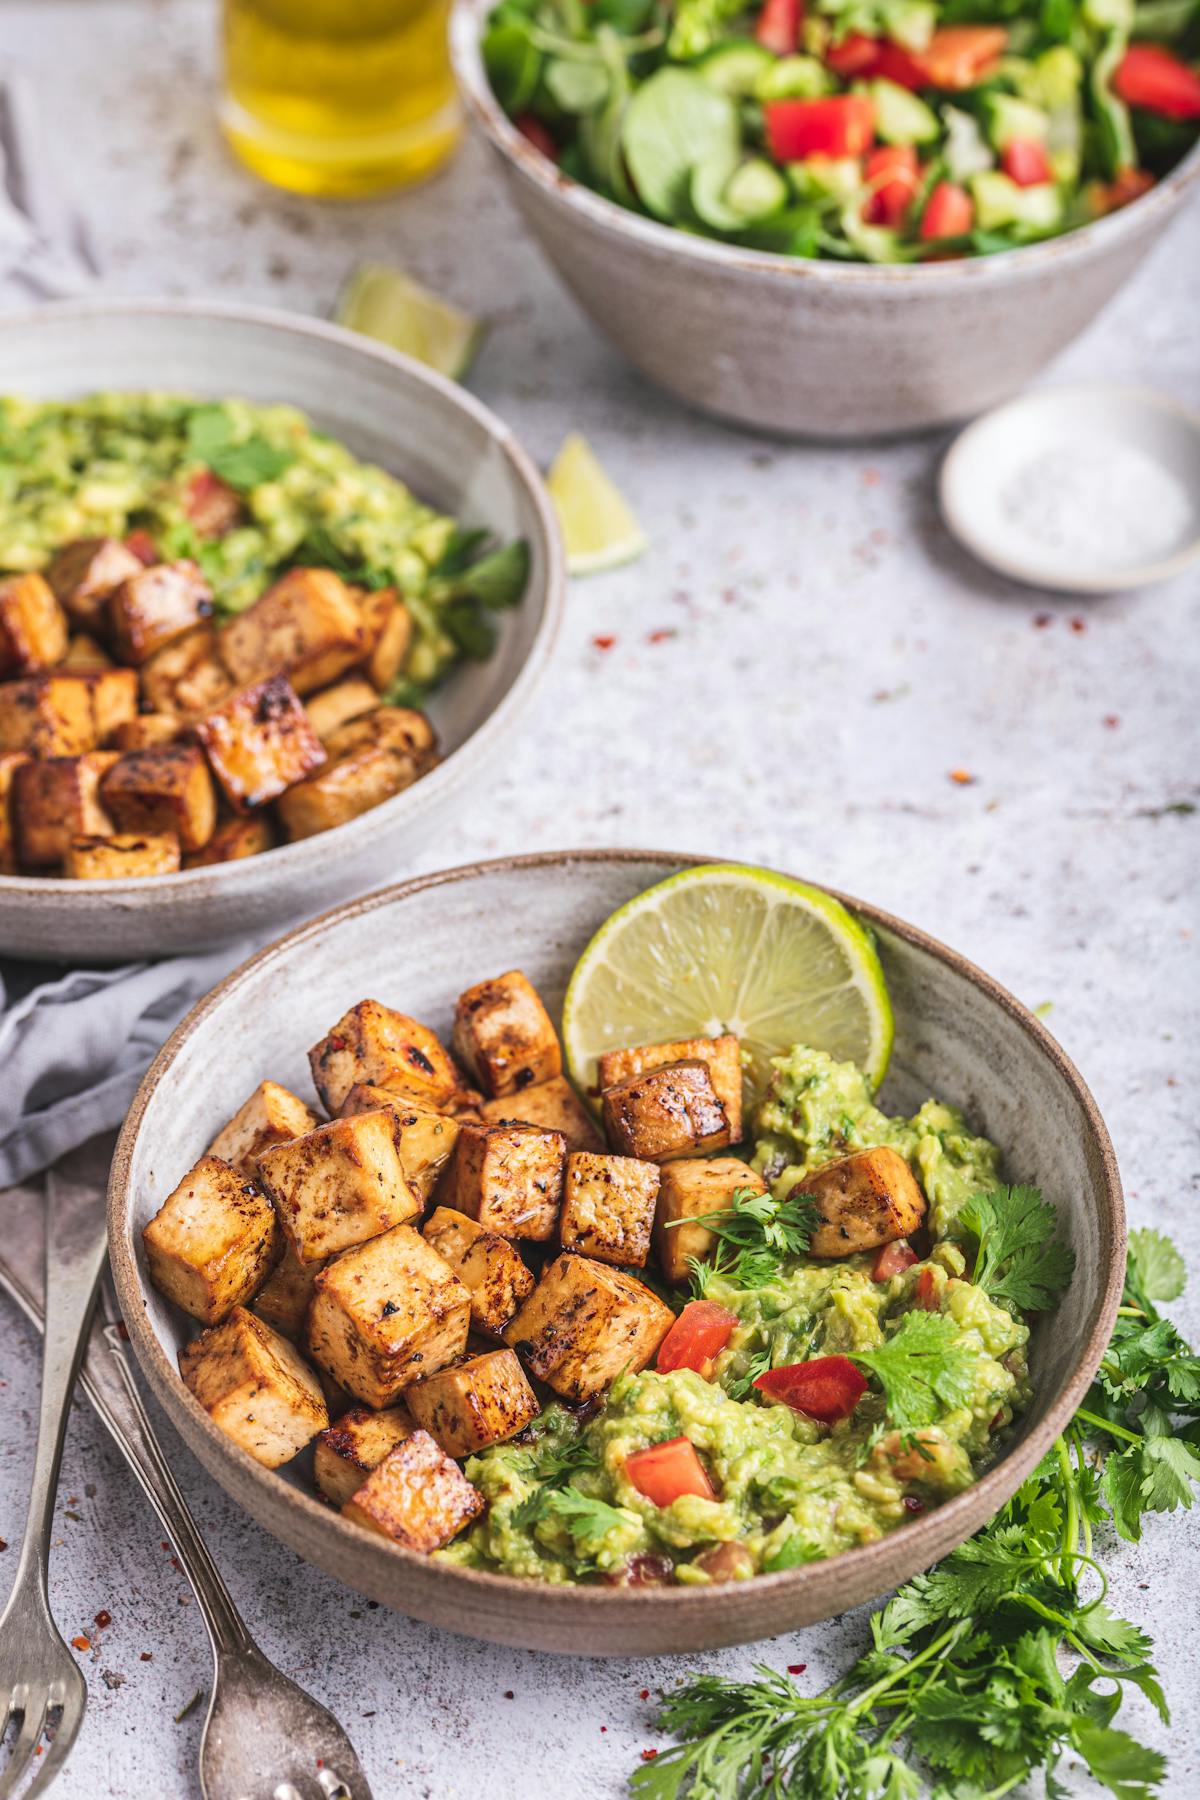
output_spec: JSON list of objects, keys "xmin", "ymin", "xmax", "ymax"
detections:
[
  {"xmin": 679, "ymin": 1185, "xmax": 816, "ymax": 1295},
  {"xmin": 959, "ymin": 1183, "xmax": 1077, "ymax": 1312},
  {"xmin": 851, "ymin": 1312, "xmax": 980, "ymax": 1433}
]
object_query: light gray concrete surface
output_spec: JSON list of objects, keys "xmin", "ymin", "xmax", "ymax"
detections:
[{"xmin": 1, "ymin": 3, "xmax": 1198, "ymax": 1795}]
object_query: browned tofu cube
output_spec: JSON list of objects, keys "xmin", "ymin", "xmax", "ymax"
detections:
[
  {"xmin": 60, "ymin": 634, "xmax": 113, "ymax": 671},
  {"xmin": 341, "ymin": 1431, "xmax": 483, "ymax": 1552},
  {"xmin": 194, "ymin": 674, "xmax": 325, "ymax": 812},
  {"xmin": 358, "ymin": 586, "xmax": 412, "ymax": 692},
  {"xmin": 305, "ymin": 676, "xmax": 379, "ymax": 741},
  {"xmin": 0, "ymin": 675, "xmax": 96, "ymax": 757},
  {"xmin": 452, "ymin": 970, "xmax": 562, "ymax": 1099},
  {"xmin": 308, "ymin": 1000, "xmax": 459, "ymax": 1114},
  {"xmin": 140, "ymin": 626, "xmax": 232, "ymax": 717},
  {"xmin": 258, "ymin": 1110, "xmax": 425, "ymax": 1266},
  {"xmin": 184, "ymin": 469, "xmax": 243, "ymax": 538},
  {"xmin": 793, "ymin": 1146, "xmax": 927, "ymax": 1257},
  {"xmin": 108, "ymin": 560, "xmax": 213, "ymax": 664},
  {"xmin": 440, "ymin": 1122, "xmax": 566, "ymax": 1241},
  {"xmin": 179, "ymin": 1305, "xmax": 327, "ymax": 1467},
  {"xmin": 65, "ymin": 831, "xmax": 181, "ymax": 878},
  {"xmin": 654, "ymin": 1157, "xmax": 765, "ymax": 1285},
  {"xmin": 338, "ymin": 1086, "xmax": 459, "ymax": 1200},
  {"xmin": 0, "ymin": 573, "xmax": 68, "ymax": 678},
  {"xmin": 112, "ymin": 714, "xmax": 183, "ymax": 752},
  {"xmin": 83, "ymin": 668, "xmax": 140, "ymax": 744},
  {"xmin": 218, "ymin": 568, "xmax": 367, "ymax": 696},
  {"xmin": 276, "ymin": 707, "xmax": 435, "ymax": 842},
  {"xmin": 422, "ymin": 1205, "xmax": 535, "ymax": 1338},
  {"xmin": 252, "ymin": 1245, "xmax": 323, "ymax": 1341},
  {"xmin": 504, "ymin": 1255, "xmax": 674, "ymax": 1402},
  {"xmin": 47, "ymin": 537, "xmax": 142, "ymax": 630},
  {"xmin": 559, "ymin": 1152, "xmax": 660, "ymax": 1267},
  {"xmin": 602, "ymin": 1061, "xmax": 730, "ymax": 1162},
  {"xmin": 597, "ymin": 1035, "xmax": 743, "ymax": 1143},
  {"xmin": 184, "ymin": 811, "xmax": 274, "ymax": 867},
  {"xmin": 480, "ymin": 1076, "xmax": 603, "ymax": 1153},
  {"xmin": 314, "ymin": 1404, "xmax": 414, "ymax": 1508},
  {"xmin": 143, "ymin": 1155, "xmax": 281, "ymax": 1325},
  {"xmin": 13, "ymin": 751, "xmax": 118, "ymax": 867},
  {"xmin": 100, "ymin": 743, "xmax": 217, "ymax": 852},
  {"xmin": 207, "ymin": 1079, "xmax": 319, "ymax": 1177},
  {"xmin": 406, "ymin": 1348, "xmax": 539, "ymax": 1457},
  {"xmin": 0, "ymin": 751, "xmax": 29, "ymax": 872},
  {"xmin": 306, "ymin": 1223, "xmax": 472, "ymax": 1407}
]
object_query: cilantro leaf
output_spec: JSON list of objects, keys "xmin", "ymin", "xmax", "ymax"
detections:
[
  {"xmin": 676, "ymin": 1184, "xmax": 816, "ymax": 1294},
  {"xmin": 1138, "ymin": 1437, "xmax": 1200, "ymax": 1513},
  {"xmin": 852, "ymin": 1311, "xmax": 979, "ymax": 1432},
  {"xmin": 1128, "ymin": 1228, "xmax": 1186, "ymax": 1304},
  {"xmin": 1072, "ymin": 1721, "xmax": 1166, "ymax": 1800},
  {"xmin": 184, "ymin": 404, "xmax": 293, "ymax": 491},
  {"xmin": 959, "ymin": 1184, "xmax": 1075, "ymax": 1313},
  {"xmin": 526, "ymin": 1486, "xmax": 635, "ymax": 1553}
]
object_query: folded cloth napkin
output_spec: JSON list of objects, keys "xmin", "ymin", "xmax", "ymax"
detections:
[{"xmin": 0, "ymin": 68, "xmax": 98, "ymax": 297}]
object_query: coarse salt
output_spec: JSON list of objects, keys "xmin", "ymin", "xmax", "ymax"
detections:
[{"xmin": 1000, "ymin": 442, "xmax": 1194, "ymax": 567}]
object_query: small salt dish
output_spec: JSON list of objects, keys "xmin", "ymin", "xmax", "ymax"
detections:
[{"xmin": 939, "ymin": 385, "xmax": 1200, "ymax": 594}]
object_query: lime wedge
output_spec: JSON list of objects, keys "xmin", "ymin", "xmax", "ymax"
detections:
[
  {"xmin": 562, "ymin": 864, "xmax": 893, "ymax": 1113},
  {"xmin": 336, "ymin": 264, "xmax": 485, "ymax": 380},
  {"xmin": 546, "ymin": 433, "xmax": 648, "ymax": 576}
]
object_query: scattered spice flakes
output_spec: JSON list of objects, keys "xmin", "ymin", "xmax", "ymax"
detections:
[
  {"xmin": 101, "ymin": 1670, "xmax": 126, "ymax": 1691},
  {"xmin": 140, "ymin": 1653, "xmax": 153, "ymax": 1663},
  {"xmin": 600, "ymin": 1726, "xmax": 608, "ymax": 1734},
  {"xmin": 1033, "ymin": 1001, "xmax": 1055, "ymax": 1019},
  {"xmin": 646, "ymin": 628, "xmax": 676, "ymax": 644},
  {"xmin": 503, "ymin": 1691, "xmax": 514, "ymax": 1700},
  {"xmin": 174, "ymin": 1689, "xmax": 205, "ymax": 1724},
  {"xmin": 94, "ymin": 1609, "xmax": 113, "ymax": 1629},
  {"xmin": 71, "ymin": 1636, "xmax": 91, "ymax": 1653},
  {"xmin": 949, "ymin": 768, "xmax": 977, "ymax": 786},
  {"xmin": 1033, "ymin": 613, "xmax": 1052, "ymax": 629},
  {"xmin": 861, "ymin": 467, "xmax": 881, "ymax": 487},
  {"xmin": 1104, "ymin": 714, "xmax": 1121, "ymax": 729},
  {"xmin": 0, "ymin": 1538, "xmax": 7, "ymax": 1552},
  {"xmin": 116, "ymin": 1320, "xmax": 130, "ymax": 1341},
  {"xmin": 591, "ymin": 634, "xmax": 616, "ymax": 652},
  {"xmin": 63, "ymin": 1510, "xmax": 81, "ymax": 1522},
  {"xmin": 1069, "ymin": 615, "xmax": 1087, "ymax": 633},
  {"xmin": 639, "ymin": 1688, "xmax": 650, "ymax": 1700},
  {"xmin": 787, "ymin": 1663, "xmax": 807, "ymax": 1675},
  {"xmin": 641, "ymin": 1749, "xmax": 659, "ymax": 1762}
]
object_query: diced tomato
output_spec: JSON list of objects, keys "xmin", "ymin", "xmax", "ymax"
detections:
[
  {"xmin": 863, "ymin": 144, "xmax": 919, "ymax": 227},
  {"xmin": 918, "ymin": 27, "xmax": 1008, "ymax": 90},
  {"xmin": 184, "ymin": 468, "xmax": 243, "ymax": 538},
  {"xmin": 1103, "ymin": 166, "xmax": 1157, "ymax": 213},
  {"xmin": 656, "ymin": 1300, "xmax": 738, "ymax": 1380},
  {"xmin": 873, "ymin": 39, "xmax": 929, "ymax": 88},
  {"xmin": 919, "ymin": 181, "xmax": 974, "ymax": 241},
  {"xmin": 913, "ymin": 1266, "xmax": 940, "ymax": 1310},
  {"xmin": 753, "ymin": 1355, "xmax": 868, "ymax": 1423},
  {"xmin": 625, "ymin": 1437, "xmax": 717, "ymax": 1507},
  {"xmin": 514, "ymin": 112, "xmax": 559, "ymax": 161},
  {"xmin": 1001, "ymin": 138, "xmax": 1054, "ymax": 188},
  {"xmin": 764, "ymin": 95, "xmax": 875, "ymax": 161},
  {"xmin": 1114, "ymin": 44, "xmax": 1200, "ymax": 120},
  {"xmin": 756, "ymin": 0, "xmax": 802, "ymax": 56},
  {"xmin": 123, "ymin": 528, "xmax": 158, "ymax": 566},
  {"xmin": 871, "ymin": 1238, "xmax": 920, "ymax": 1281},
  {"xmin": 825, "ymin": 33, "xmax": 926, "ymax": 87}
]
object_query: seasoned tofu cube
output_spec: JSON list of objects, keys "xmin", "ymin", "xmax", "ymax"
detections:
[
  {"xmin": 140, "ymin": 626, "xmax": 232, "ymax": 717},
  {"xmin": 422, "ymin": 1205, "xmax": 535, "ymax": 1338},
  {"xmin": 406, "ymin": 1348, "xmax": 539, "ymax": 1457},
  {"xmin": 194, "ymin": 674, "xmax": 325, "ymax": 811},
  {"xmin": 113, "ymin": 714, "xmax": 182, "ymax": 752},
  {"xmin": 306, "ymin": 1223, "xmax": 472, "ymax": 1407},
  {"xmin": 179, "ymin": 1305, "xmax": 328, "ymax": 1468},
  {"xmin": 0, "ymin": 573, "xmax": 68, "ymax": 678},
  {"xmin": 276, "ymin": 706, "xmax": 436, "ymax": 842},
  {"xmin": 341, "ymin": 1431, "xmax": 483, "ymax": 1552},
  {"xmin": 602, "ymin": 1061, "xmax": 730, "ymax": 1162},
  {"xmin": 143, "ymin": 1154, "xmax": 281, "ymax": 1324},
  {"xmin": 654, "ymin": 1157, "xmax": 765, "ymax": 1285},
  {"xmin": 305, "ymin": 676, "xmax": 379, "ymax": 742},
  {"xmin": 84, "ymin": 668, "xmax": 140, "ymax": 744},
  {"xmin": 308, "ymin": 1000, "xmax": 459, "ymax": 1114},
  {"xmin": 504, "ymin": 1254, "xmax": 673, "ymax": 1402},
  {"xmin": 559, "ymin": 1152, "xmax": 660, "ymax": 1267},
  {"xmin": 252, "ymin": 1245, "xmax": 323, "ymax": 1341},
  {"xmin": 0, "ymin": 751, "xmax": 30, "ymax": 872},
  {"xmin": 440, "ymin": 1122, "xmax": 566, "ymax": 1241},
  {"xmin": 257, "ymin": 1111, "xmax": 424, "ymax": 1266},
  {"xmin": 0, "ymin": 675, "xmax": 96, "ymax": 757},
  {"xmin": 100, "ymin": 742, "xmax": 217, "ymax": 852},
  {"xmin": 13, "ymin": 751, "xmax": 118, "ymax": 867},
  {"xmin": 184, "ymin": 811, "xmax": 275, "ymax": 867},
  {"xmin": 184, "ymin": 468, "xmax": 243, "ymax": 538},
  {"xmin": 452, "ymin": 970, "xmax": 562, "ymax": 1098},
  {"xmin": 47, "ymin": 537, "xmax": 142, "ymax": 630},
  {"xmin": 598, "ymin": 1035, "xmax": 743, "ymax": 1143},
  {"xmin": 314, "ymin": 1404, "xmax": 414, "ymax": 1509},
  {"xmin": 339, "ymin": 1086, "xmax": 459, "ymax": 1200},
  {"xmin": 218, "ymin": 568, "xmax": 367, "ymax": 696},
  {"xmin": 60, "ymin": 634, "xmax": 113, "ymax": 671},
  {"xmin": 793, "ymin": 1146, "xmax": 927, "ymax": 1257},
  {"xmin": 65, "ymin": 831, "xmax": 181, "ymax": 878},
  {"xmin": 358, "ymin": 586, "xmax": 412, "ymax": 692},
  {"xmin": 480, "ymin": 1076, "xmax": 603, "ymax": 1153},
  {"xmin": 207, "ymin": 1079, "xmax": 319, "ymax": 1177},
  {"xmin": 108, "ymin": 560, "xmax": 213, "ymax": 664}
]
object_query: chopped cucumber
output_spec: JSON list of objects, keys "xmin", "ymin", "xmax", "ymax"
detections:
[
  {"xmin": 971, "ymin": 170, "xmax": 1064, "ymax": 229},
  {"xmin": 694, "ymin": 39, "xmax": 775, "ymax": 98},
  {"xmin": 788, "ymin": 156, "xmax": 863, "ymax": 204},
  {"xmin": 942, "ymin": 105, "xmax": 995, "ymax": 180},
  {"xmin": 725, "ymin": 158, "xmax": 789, "ymax": 219},
  {"xmin": 753, "ymin": 55, "xmax": 833, "ymax": 100},
  {"xmin": 982, "ymin": 91, "xmax": 1051, "ymax": 150},
  {"xmin": 869, "ymin": 78, "xmax": 940, "ymax": 145},
  {"xmin": 691, "ymin": 156, "xmax": 746, "ymax": 229}
]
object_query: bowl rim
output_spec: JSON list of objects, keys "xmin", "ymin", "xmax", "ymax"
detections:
[
  {"xmin": 0, "ymin": 295, "xmax": 567, "ymax": 902},
  {"xmin": 108, "ymin": 846, "xmax": 1127, "ymax": 1627},
  {"xmin": 450, "ymin": 0, "xmax": 1200, "ymax": 291}
]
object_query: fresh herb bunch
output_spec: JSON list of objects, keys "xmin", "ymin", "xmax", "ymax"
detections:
[{"xmin": 682, "ymin": 1184, "xmax": 817, "ymax": 1294}]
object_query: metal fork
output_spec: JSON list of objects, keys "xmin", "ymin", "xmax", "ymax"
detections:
[{"xmin": 0, "ymin": 1172, "xmax": 374, "ymax": 1800}]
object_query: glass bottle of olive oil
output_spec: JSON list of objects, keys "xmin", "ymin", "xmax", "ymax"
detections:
[{"xmin": 220, "ymin": 0, "xmax": 461, "ymax": 198}]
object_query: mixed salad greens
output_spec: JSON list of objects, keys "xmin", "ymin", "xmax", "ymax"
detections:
[{"xmin": 483, "ymin": 0, "xmax": 1200, "ymax": 261}]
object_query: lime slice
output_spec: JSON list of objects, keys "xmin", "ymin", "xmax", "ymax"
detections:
[
  {"xmin": 546, "ymin": 433, "xmax": 648, "ymax": 576},
  {"xmin": 562, "ymin": 865, "xmax": 893, "ymax": 1113},
  {"xmin": 336, "ymin": 264, "xmax": 485, "ymax": 380}
]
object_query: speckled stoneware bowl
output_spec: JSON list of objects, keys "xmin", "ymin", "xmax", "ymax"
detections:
[
  {"xmin": 451, "ymin": 0, "xmax": 1200, "ymax": 439},
  {"xmin": 109, "ymin": 849, "xmax": 1125, "ymax": 1656},
  {"xmin": 0, "ymin": 301, "xmax": 564, "ymax": 963}
]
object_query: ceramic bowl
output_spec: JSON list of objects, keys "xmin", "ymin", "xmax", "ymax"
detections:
[
  {"xmin": 109, "ymin": 849, "xmax": 1125, "ymax": 1656},
  {"xmin": 0, "ymin": 301, "xmax": 564, "ymax": 963},
  {"xmin": 451, "ymin": 0, "xmax": 1200, "ymax": 439}
]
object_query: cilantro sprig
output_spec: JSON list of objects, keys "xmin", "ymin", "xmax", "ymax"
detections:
[
  {"xmin": 184, "ymin": 403, "xmax": 294, "ymax": 491},
  {"xmin": 959, "ymin": 1183, "xmax": 1076, "ymax": 1312},
  {"xmin": 851, "ymin": 1311, "xmax": 980, "ymax": 1433},
  {"xmin": 678, "ymin": 1185, "xmax": 816, "ymax": 1295}
]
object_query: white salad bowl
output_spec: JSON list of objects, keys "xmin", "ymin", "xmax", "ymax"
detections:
[{"xmin": 0, "ymin": 300, "xmax": 564, "ymax": 963}]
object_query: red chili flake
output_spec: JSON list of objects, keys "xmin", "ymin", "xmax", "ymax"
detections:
[
  {"xmin": 140, "ymin": 1653, "xmax": 153, "ymax": 1662},
  {"xmin": 161, "ymin": 1541, "xmax": 171, "ymax": 1551},
  {"xmin": 72, "ymin": 1636, "xmax": 90, "ymax": 1652},
  {"xmin": 0, "ymin": 1538, "xmax": 7, "ymax": 1552},
  {"xmin": 116, "ymin": 1320, "xmax": 130, "ymax": 1341},
  {"xmin": 316, "ymin": 1761, "xmax": 324, "ymax": 1770},
  {"xmin": 592, "ymin": 634, "xmax": 616, "ymax": 651},
  {"xmin": 1069, "ymin": 616, "xmax": 1087, "ymax": 633},
  {"xmin": 1103, "ymin": 715, "xmax": 1120, "ymax": 729},
  {"xmin": 787, "ymin": 1663, "xmax": 807, "ymax": 1674},
  {"xmin": 639, "ymin": 1688, "xmax": 650, "ymax": 1700},
  {"xmin": 903, "ymin": 1495, "xmax": 926, "ymax": 1514},
  {"xmin": 94, "ymin": 1609, "xmax": 113, "ymax": 1629},
  {"xmin": 1033, "ymin": 613, "xmax": 1052, "ymax": 629},
  {"xmin": 646, "ymin": 629, "xmax": 676, "ymax": 644},
  {"xmin": 641, "ymin": 1750, "xmax": 659, "ymax": 1762},
  {"xmin": 170, "ymin": 1556, "xmax": 182, "ymax": 1572},
  {"xmin": 861, "ymin": 467, "xmax": 881, "ymax": 487},
  {"xmin": 34, "ymin": 1746, "xmax": 43, "ymax": 1756},
  {"xmin": 600, "ymin": 1727, "xmax": 608, "ymax": 1733},
  {"xmin": 948, "ymin": 768, "xmax": 976, "ymax": 786},
  {"xmin": 503, "ymin": 1691, "xmax": 514, "ymax": 1700}
]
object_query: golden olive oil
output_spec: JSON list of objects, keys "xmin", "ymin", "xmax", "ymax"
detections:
[{"xmin": 220, "ymin": 0, "xmax": 461, "ymax": 198}]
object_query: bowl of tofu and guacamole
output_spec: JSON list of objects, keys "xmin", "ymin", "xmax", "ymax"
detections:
[
  {"xmin": 108, "ymin": 850, "xmax": 1124, "ymax": 1655},
  {"xmin": 0, "ymin": 300, "xmax": 564, "ymax": 962}
]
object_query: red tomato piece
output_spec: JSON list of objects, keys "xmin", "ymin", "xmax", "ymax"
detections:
[
  {"xmin": 919, "ymin": 180, "xmax": 974, "ymax": 241},
  {"xmin": 918, "ymin": 26, "xmax": 1008, "ymax": 89},
  {"xmin": 764, "ymin": 95, "xmax": 875, "ymax": 161},
  {"xmin": 514, "ymin": 112, "xmax": 559, "ymax": 161},
  {"xmin": 625, "ymin": 1438, "xmax": 717, "ymax": 1507},
  {"xmin": 123, "ymin": 528, "xmax": 159, "ymax": 566},
  {"xmin": 872, "ymin": 39, "xmax": 929, "ymax": 88},
  {"xmin": 863, "ymin": 144, "xmax": 919, "ymax": 227},
  {"xmin": 656, "ymin": 1300, "xmax": 738, "ymax": 1379},
  {"xmin": 1114, "ymin": 44, "xmax": 1200, "ymax": 119},
  {"xmin": 913, "ymin": 1266, "xmax": 940, "ymax": 1310},
  {"xmin": 756, "ymin": 0, "xmax": 802, "ymax": 56},
  {"xmin": 753, "ymin": 1355, "xmax": 868, "ymax": 1423},
  {"xmin": 1106, "ymin": 167, "xmax": 1157, "ymax": 211},
  {"xmin": 871, "ymin": 1238, "xmax": 920, "ymax": 1281},
  {"xmin": 184, "ymin": 468, "xmax": 243, "ymax": 538},
  {"xmin": 1001, "ymin": 138, "xmax": 1053, "ymax": 187},
  {"xmin": 825, "ymin": 32, "xmax": 881, "ymax": 78}
]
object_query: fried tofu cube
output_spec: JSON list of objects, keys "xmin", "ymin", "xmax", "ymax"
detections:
[
  {"xmin": 422, "ymin": 1205, "xmax": 535, "ymax": 1338},
  {"xmin": 0, "ymin": 675, "xmax": 96, "ymax": 757},
  {"xmin": 480, "ymin": 1076, "xmax": 603, "ymax": 1153},
  {"xmin": 112, "ymin": 714, "xmax": 182, "ymax": 753},
  {"xmin": 0, "ymin": 752, "xmax": 29, "ymax": 872},
  {"xmin": 308, "ymin": 1000, "xmax": 459, "ymax": 1114},
  {"xmin": 559, "ymin": 1152, "xmax": 660, "ymax": 1267},
  {"xmin": 257, "ymin": 1110, "xmax": 425, "ymax": 1266},
  {"xmin": 108, "ymin": 560, "xmax": 213, "ymax": 664},
  {"xmin": 341, "ymin": 1430, "xmax": 483, "ymax": 1552},
  {"xmin": 65, "ymin": 831, "xmax": 181, "ymax": 878},
  {"xmin": 314, "ymin": 1404, "xmax": 414, "ymax": 1508},
  {"xmin": 60, "ymin": 634, "xmax": 113, "ymax": 671},
  {"xmin": 47, "ymin": 537, "xmax": 143, "ymax": 630},
  {"xmin": 218, "ymin": 568, "xmax": 367, "ymax": 696},
  {"xmin": 339, "ymin": 1086, "xmax": 459, "ymax": 1200},
  {"xmin": 0, "ymin": 573, "xmax": 68, "ymax": 678},
  {"xmin": 440, "ymin": 1123, "xmax": 566, "ymax": 1241},
  {"xmin": 306, "ymin": 1223, "xmax": 472, "ymax": 1406},
  {"xmin": 407, "ymin": 1348, "xmax": 539, "ymax": 1457},
  {"xmin": 82, "ymin": 667, "xmax": 140, "ymax": 744},
  {"xmin": 602, "ymin": 1061, "xmax": 731, "ymax": 1162},
  {"xmin": 12, "ymin": 751, "xmax": 118, "ymax": 867},
  {"xmin": 358, "ymin": 586, "xmax": 412, "ymax": 692},
  {"xmin": 452, "ymin": 970, "xmax": 562, "ymax": 1099},
  {"xmin": 252, "ymin": 1245, "xmax": 323, "ymax": 1340},
  {"xmin": 598, "ymin": 1035, "xmax": 743, "ymax": 1143},
  {"xmin": 276, "ymin": 706, "xmax": 435, "ymax": 842},
  {"xmin": 654, "ymin": 1157, "xmax": 765, "ymax": 1285},
  {"xmin": 194, "ymin": 674, "xmax": 325, "ymax": 812},
  {"xmin": 143, "ymin": 1155, "xmax": 281, "ymax": 1325},
  {"xmin": 794, "ymin": 1146, "xmax": 927, "ymax": 1257},
  {"xmin": 184, "ymin": 811, "xmax": 275, "ymax": 867},
  {"xmin": 100, "ymin": 742, "xmax": 217, "ymax": 852},
  {"xmin": 504, "ymin": 1254, "xmax": 674, "ymax": 1402},
  {"xmin": 207, "ymin": 1079, "xmax": 319, "ymax": 1178},
  {"xmin": 305, "ymin": 676, "xmax": 379, "ymax": 742},
  {"xmin": 140, "ymin": 626, "xmax": 232, "ymax": 717},
  {"xmin": 179, "ymin": 1305, "xmax": 327, "ymax": 1467}
]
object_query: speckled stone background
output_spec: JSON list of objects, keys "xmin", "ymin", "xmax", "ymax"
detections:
[{"xmin": 1, "ymin": 3, "xmax": 1198, "ymax": 1795}]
